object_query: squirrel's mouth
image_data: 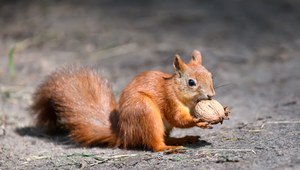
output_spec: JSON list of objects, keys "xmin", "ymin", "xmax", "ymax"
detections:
[{"xmin": 196, "ymin": 96, "xmax": 212, "ymax": 103}]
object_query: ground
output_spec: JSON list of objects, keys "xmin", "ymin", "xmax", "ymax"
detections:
[{"xmin": 0, "ymin": 0, "xmax": 300, "ymax": 169}]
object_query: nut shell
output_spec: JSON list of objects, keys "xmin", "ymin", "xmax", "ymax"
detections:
[{"xmin": 193, "ymin": 99, "xmax": 229, "ymax": 124}]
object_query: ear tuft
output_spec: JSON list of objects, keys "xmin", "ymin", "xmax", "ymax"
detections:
[
  {"xmin": 173, "ymin": 54, "xmax": 187, "ymax": 74},
  {"xmin": 174, "ymin": 54, "xmax": 181, "ymax": 71},
  {"xmin": 190, "ymin": 50, "xmax": 202, "ymax": 65}
]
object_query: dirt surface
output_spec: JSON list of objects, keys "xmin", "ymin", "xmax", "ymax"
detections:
[{"xmin": 1, "ymin": 0, "xmax": 300, "ymax": 169}]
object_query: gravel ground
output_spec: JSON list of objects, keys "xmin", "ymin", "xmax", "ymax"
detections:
[{"xmin": 0, "ymin": 0, "xmax": 300, "ymax": 169}]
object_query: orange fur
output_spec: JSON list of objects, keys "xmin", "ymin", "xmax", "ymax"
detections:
[
  {"xmin": 31, "ymin": 67, "xmax": 118, "ymax": 147},
  {"xmin": 30, "ymin": 50, "xmax": 215, "ymax": 151}
]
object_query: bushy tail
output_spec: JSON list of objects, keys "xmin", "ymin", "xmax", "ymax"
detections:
[{"xmin": 31, "ymin": 67, "xmax": 119, "ymax": 147}]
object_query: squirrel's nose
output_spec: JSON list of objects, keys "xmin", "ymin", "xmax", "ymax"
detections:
[{"xmin": 207, "ymin": 94, "xmax": 214, "ymax": 100}]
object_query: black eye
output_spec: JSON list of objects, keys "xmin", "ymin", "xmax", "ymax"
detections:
[{"xmin": 188, "ymin": 79, "xmax": 196, "ymax": 86}]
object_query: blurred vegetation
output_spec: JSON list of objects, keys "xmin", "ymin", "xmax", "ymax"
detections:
[{"xmin": 8, "ymin": 46, "xmax": 16, "ymax": 79}]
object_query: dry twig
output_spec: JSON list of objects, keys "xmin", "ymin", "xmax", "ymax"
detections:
[{"xmin": 261, "ymin": 120, "xmax": 300, "ymax": 129}]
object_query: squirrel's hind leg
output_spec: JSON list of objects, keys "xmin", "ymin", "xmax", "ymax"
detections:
[
  {"xmin": 118, "ymin": 93, "xmax": 183, "ymax": 152},
  {"xmin": 134, "ymin": 95, "xmax": 183, "ymax": 152}
]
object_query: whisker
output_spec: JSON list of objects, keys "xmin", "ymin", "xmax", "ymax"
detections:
[{"xmin": 214, "ymin": 83, "xmax": 236, "ymax": 90}]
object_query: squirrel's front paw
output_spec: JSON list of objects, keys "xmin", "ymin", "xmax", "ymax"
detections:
[
  {"xmin": 192, "ymin": 117, "xmax": 203, "ymax": 123},
  {"xmin": 196, "ymin": 122, "xmax": 213, "ymax": 129},
  {"xmin": 193, "ymin": 118, "xmax": 213, "ymax": 129}
]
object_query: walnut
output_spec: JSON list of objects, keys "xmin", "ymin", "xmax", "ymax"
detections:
[{"xmin": 193, "ymin": 99, "xmax": 230, "ymax": 125}]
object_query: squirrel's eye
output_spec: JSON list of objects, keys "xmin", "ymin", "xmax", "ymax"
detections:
[{"xmin": 188, "ymin": 79, "xmax": 196, "ymax": 86}]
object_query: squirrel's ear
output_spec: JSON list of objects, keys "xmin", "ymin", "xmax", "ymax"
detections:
[
  {"xmin": 173, "ymin": 54, "xmax": 187, "ymax": 75},
  {"xmin": 189, "ymin": 50, "xmax": 202, "ymax": 65}
]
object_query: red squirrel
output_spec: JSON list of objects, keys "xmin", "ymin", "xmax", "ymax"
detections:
[{"xmin": 31, "ymin": 50, "xmax": 215, "ymax": 152}]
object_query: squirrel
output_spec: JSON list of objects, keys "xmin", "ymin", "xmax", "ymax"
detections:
[{"xmin": 30, "ymin": 50, "xmax": 215, "ymax": 152}]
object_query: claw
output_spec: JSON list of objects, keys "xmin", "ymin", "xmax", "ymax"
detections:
[
  {"xmin": 223, "ymin": 116, "xmax": 230, "ymax": 120},
  {"xmin": 223, "ymin": 106, "xmax": 230, "ymax": 118},
  {"xmin": 206, "ymin": 122, "xmax": 213, "ymax": 129}
]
